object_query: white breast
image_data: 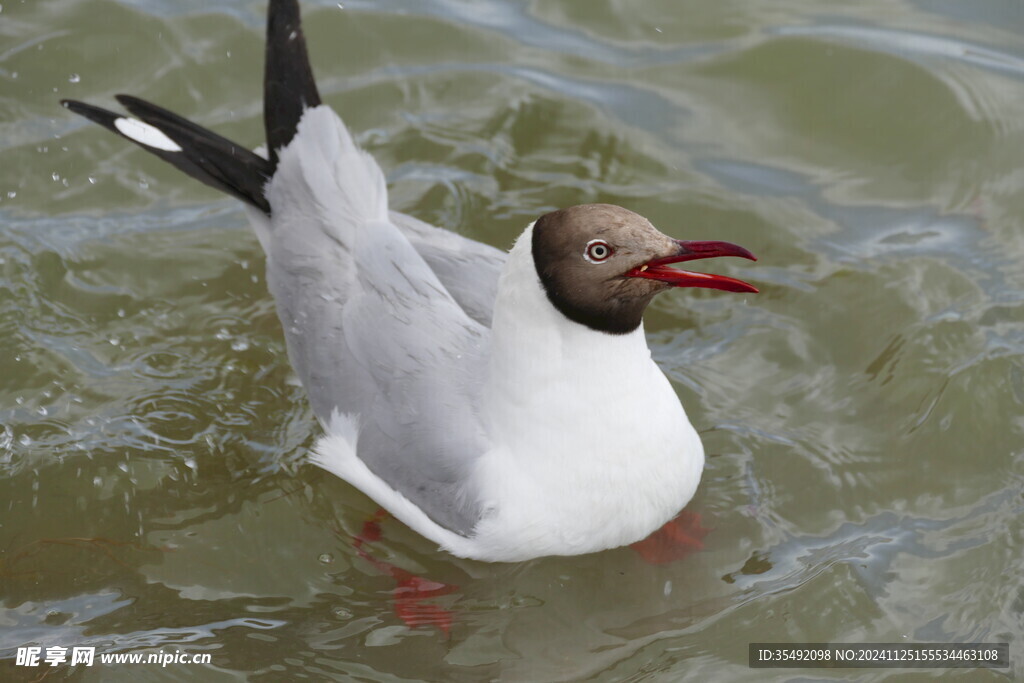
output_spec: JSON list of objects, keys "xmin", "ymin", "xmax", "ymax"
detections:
[{"xmin": 467, "ymin": 225, "xmax": 705, "ymax": 561}]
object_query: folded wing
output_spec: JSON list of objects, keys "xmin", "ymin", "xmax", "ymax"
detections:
[
  {"xmin": 263, "ymin": 105, "xmax": 490, "ymax": 533},
  {"xmin": 61, "ymin": 0, "xmax": 498, "ymax": 535}
]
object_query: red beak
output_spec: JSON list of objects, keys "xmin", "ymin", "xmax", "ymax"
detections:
[{"xmin": 625, "ymin": 240, "xmax": 758, "ymax": 293}]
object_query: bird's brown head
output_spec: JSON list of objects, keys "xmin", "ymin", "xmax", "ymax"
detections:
[{"xmin": 531, "ymin": 203, "xmax": 757, "ymax": 335}]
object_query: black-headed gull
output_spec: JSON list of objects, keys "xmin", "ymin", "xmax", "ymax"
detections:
[{"xmin": 62, "ymin": 0, "xmax": 756, "ymax": 562}]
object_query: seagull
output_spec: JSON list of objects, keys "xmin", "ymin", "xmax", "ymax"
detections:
[{"xmin": 62, "ymin": 0, "xmax": 756, "ymax": 563}]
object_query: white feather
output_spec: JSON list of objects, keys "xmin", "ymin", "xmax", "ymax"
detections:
[
  {"xmin": 466, "ymin": 225, "xmax": 704, "ymax": 561},
  {"xmin": 113, "ymin": 117, "xmax": 182, "ymax": 152}
]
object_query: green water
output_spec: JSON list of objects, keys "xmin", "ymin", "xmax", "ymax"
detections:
[{"xmin": 3, "ymin": 0, "xmax": 1024, "ymax": 680}]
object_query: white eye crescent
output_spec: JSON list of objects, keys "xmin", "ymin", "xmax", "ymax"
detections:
[{"xmin": 584, "ymin": 239, "xmax": 613, "ymax": 264}]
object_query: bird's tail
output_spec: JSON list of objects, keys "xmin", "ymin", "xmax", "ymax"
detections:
[{"xmin": 61, "ymin": 0, "xmax": 321, "ymax": 216}]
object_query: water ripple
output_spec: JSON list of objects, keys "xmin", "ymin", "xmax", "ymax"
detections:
[{"xmin": 774, "ymin": 25, "xmax": 1024, "ymax": 78}]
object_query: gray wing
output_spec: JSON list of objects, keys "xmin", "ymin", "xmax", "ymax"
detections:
[
  {"xmin": 255, "ymin": 106, "xmax": 494, "ymax": 534},
  {"xmin": 389, "ymin": 210, "xmax": 505, "ymax": 327}
]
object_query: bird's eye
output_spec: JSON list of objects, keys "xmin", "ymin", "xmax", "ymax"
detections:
[{"xmin": 584, "ymin": 239, "xmax": 613, "ymax": 264}]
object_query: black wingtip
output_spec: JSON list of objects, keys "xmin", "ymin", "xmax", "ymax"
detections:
[
  {"xmin": 60, "ymin": 0, "xmax": 324, "ymax": 215},
  {"xmin": 60, "ymin": 99, "xmax": 121, "ymax": 131},
  {"xmin": 264, "ymin": 0, "xmax": 321, "ymax": 166},
  {"xmin": 62, "ymin": 94, "xmax": 273, "ymax": 214},
  {"xmin": 114, "ymin": 94, "xmax": 183, "ymax": 126},
  {"xmin": 115, "ymin": 93, "xmax": 143, "ymax": 108}
]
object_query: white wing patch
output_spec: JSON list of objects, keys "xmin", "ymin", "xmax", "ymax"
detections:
[{"xmin": 113, "ymin": 117, "xmax": 182, "ymax": 152}]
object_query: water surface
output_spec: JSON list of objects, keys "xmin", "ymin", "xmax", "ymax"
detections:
[{"xmin": 2, "ymin": 0, "xmax": 1023, "ymax": 680}]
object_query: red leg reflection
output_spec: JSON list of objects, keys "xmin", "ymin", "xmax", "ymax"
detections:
[
  {"xmin": 352, "ymin": 508, "xmax": 458, "ymax": 635},
  {"xmin": 630, "ymin": 511, "xmax": 711, "ymax": 565}
]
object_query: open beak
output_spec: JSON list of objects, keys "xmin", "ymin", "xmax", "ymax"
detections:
[{"xmin": 626, "ymin": 240, "xmax": 758, "ymax": 293}]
